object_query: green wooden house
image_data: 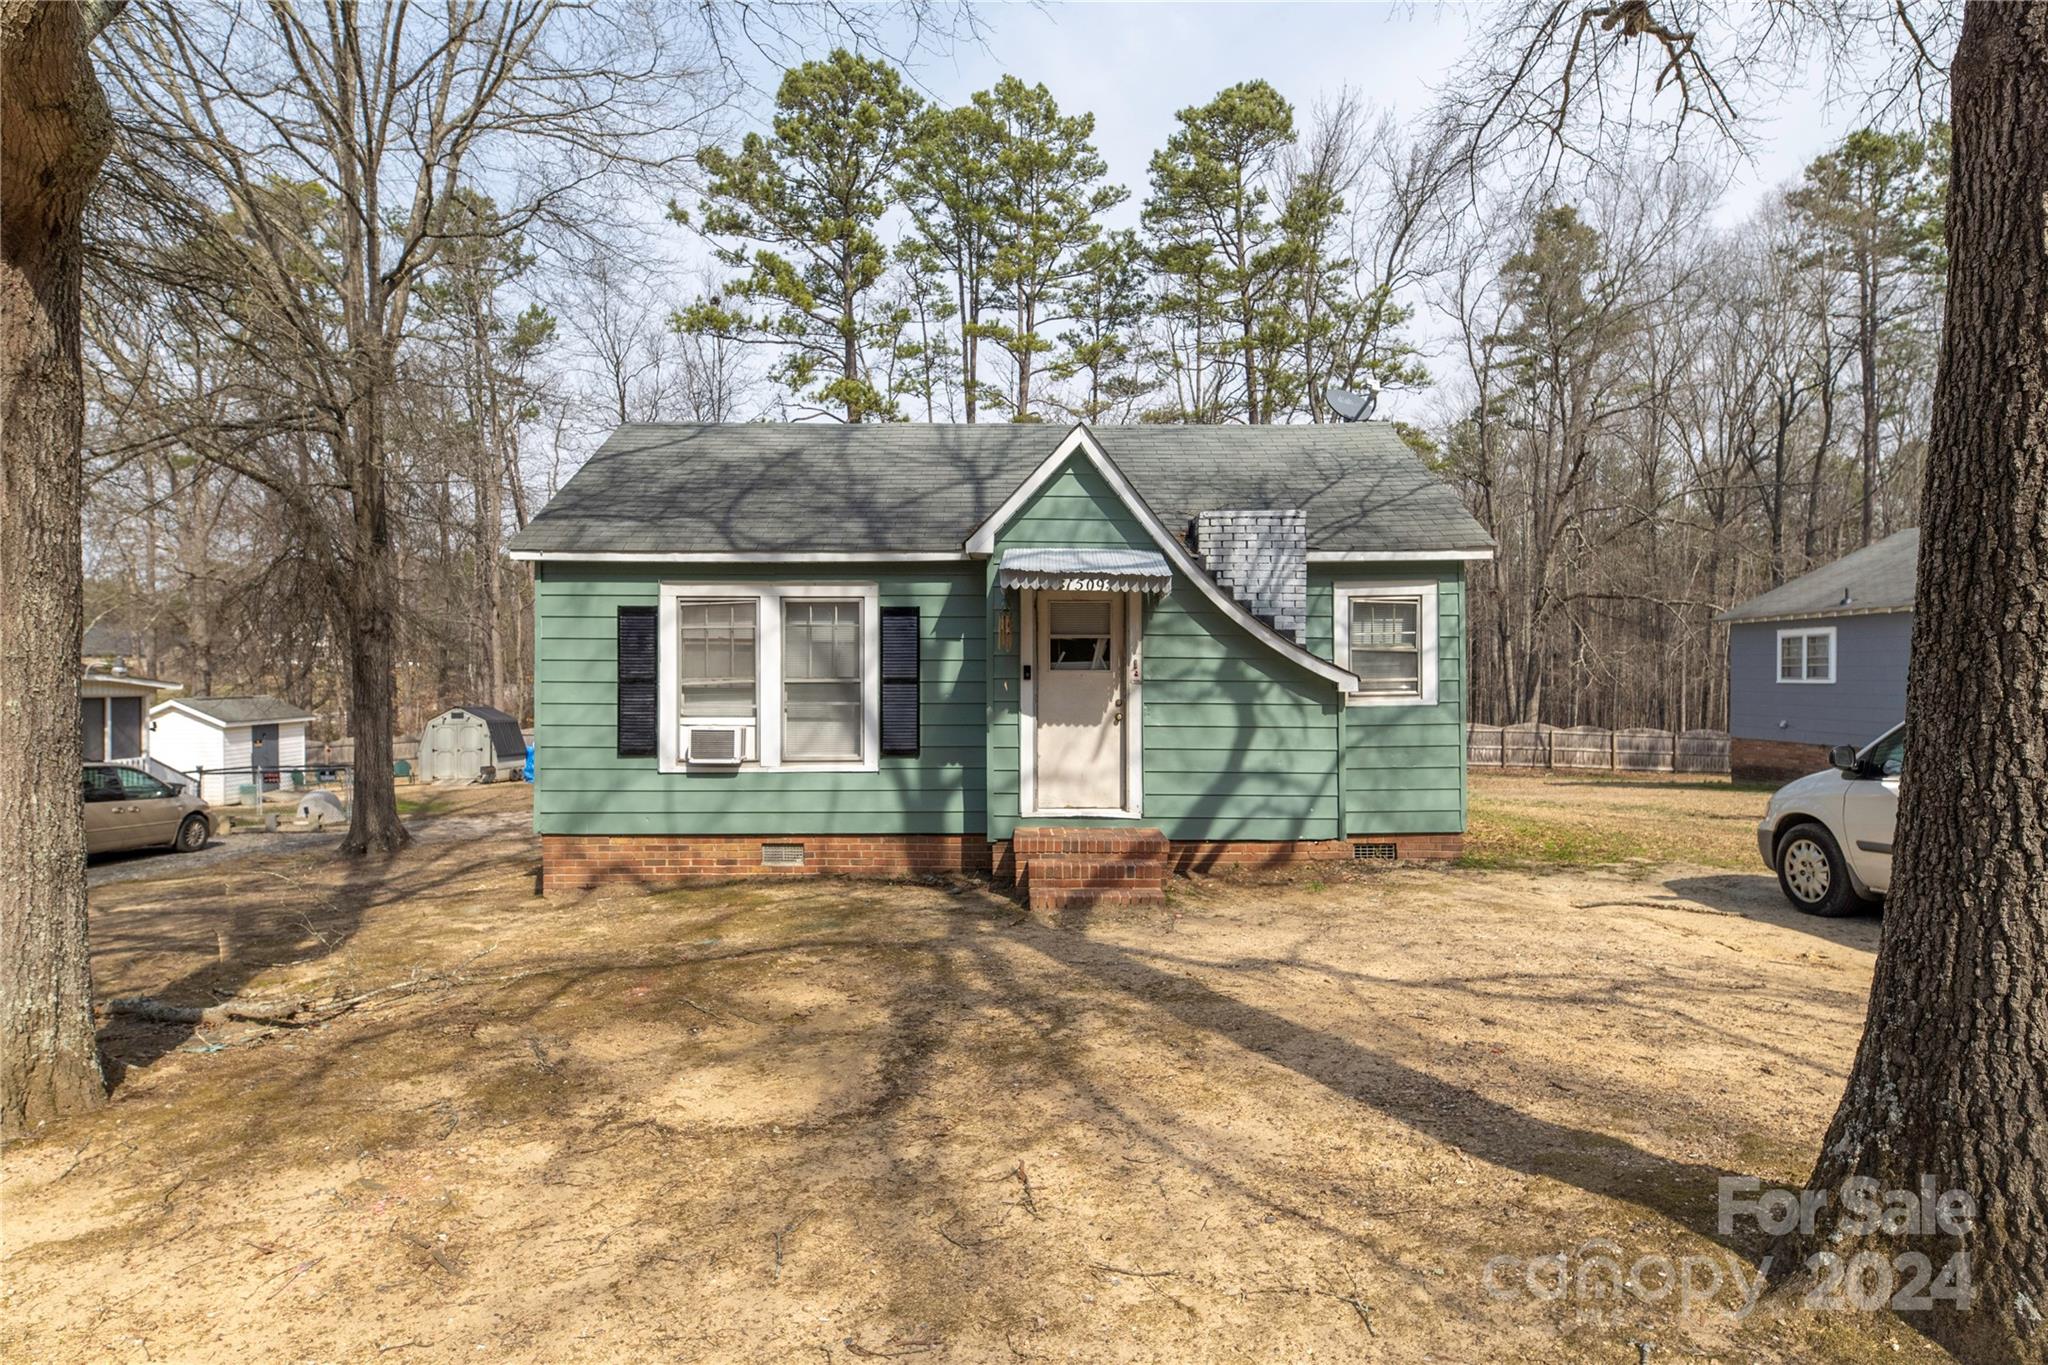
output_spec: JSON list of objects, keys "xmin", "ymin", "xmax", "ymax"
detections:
[{"xmin": 510, "ymin": 423, "xmax": 1492, "ymax": 905}]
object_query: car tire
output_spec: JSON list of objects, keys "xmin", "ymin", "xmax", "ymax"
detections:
[
  {"xmin": 1774, "ymin": 822, "xmax": 1866, "ymax": 917},
  {"xmin": 173, "ymin": 814, "xmax": 209, "ymax": 853}
]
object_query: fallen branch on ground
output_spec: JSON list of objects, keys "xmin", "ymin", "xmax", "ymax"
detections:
[
  {"xmin": 100, "ymin": 958, "xmax": 534, "ymax": 1032},
  {"xmin": 103, "ymin": 996, "xmax": 311, "ymax": 1025}
]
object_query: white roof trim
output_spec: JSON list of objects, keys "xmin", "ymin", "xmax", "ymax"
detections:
[
  {"xmin": 968, "ymin": 424, "xmax": 1361, "ymax": 691},
  {"xmin": 1717, "ymin": 604, "xmax": 1914, "ymax": 626},
  {"xmin": 149, "ymin": 699, "xmax": 317, "ymax": 729},
  {"xmin": 509, "ymin": 549, "xmax": 971, "ymax": 564},
  {"xmin": 81, "ymin": 672, "xmax": 184, "ymax": 692},
  {"xmin": 1308, "ymin": 549, "xmax": 1494, "ymax": 563}
]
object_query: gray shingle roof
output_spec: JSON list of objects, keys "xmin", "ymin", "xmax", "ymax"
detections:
[
  {"xmin": 167, "ymin": 696, "xmax": 316, "ymax": 726},
  {"xmin": 1717, "ymin": 529, "xmax": 1919, "ymax": 623},
  {"xmin": 507, "ymin": 423, "xmax": 1493, "ymax": 557}
]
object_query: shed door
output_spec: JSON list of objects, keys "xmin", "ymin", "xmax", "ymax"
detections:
[
  {"xmin": 251, "ymin": 724, "xmax": 280, "ymax": 790},
  {"xmin": 1035, "ymin": 595, "xmax": 1125, "ymax": 811},
  {"xmin": 459, "ymin": 717, "xmax": 488, "ymax": 774}
]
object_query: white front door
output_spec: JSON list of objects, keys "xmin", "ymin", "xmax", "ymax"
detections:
[{"xmin": 1035, "ymin": 594, "xmax": 1124, "ymax": 811}]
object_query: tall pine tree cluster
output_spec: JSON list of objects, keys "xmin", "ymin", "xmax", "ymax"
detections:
[{"xmin": 676, "ymin": 54, "xmax": 1417, "ymax": 424}]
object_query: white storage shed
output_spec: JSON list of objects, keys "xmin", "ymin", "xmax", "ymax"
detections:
[
  {"xmin": 417, "ymin": 705, "xmax": 527, "ymax": 782},
  {"xmin": 149, "ymin": 696, "xmax": 316, "ymax": 804}
]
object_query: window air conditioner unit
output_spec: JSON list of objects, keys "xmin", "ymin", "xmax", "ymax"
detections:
[{"xmin": 684, "ymin": 725, "xmax": 749, "ymax": 766}]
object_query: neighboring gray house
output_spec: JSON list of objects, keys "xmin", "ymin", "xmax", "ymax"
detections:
[{"xmin": 1717, "ymin": 529, "xmax": 1917, "ymax": 780}]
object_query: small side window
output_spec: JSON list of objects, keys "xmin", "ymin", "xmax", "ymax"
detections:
[{"xmin": 1776, "ymin": 627, "xmax": 1837, "ymax": 684}]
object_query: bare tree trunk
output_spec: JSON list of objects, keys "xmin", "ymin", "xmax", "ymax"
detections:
[
  {"xmin": 0, "ymin": 0, "xmax": 120, "ymax": 1134},
  {"xmin": 339, "ymin": 396, "xmax": 408, "ymax": 857},
  {"xmin": 1788, "ymin": 9, "xmax": 2048, "ymax": 1361},
  {"xmin": 1858, "ymin": 245, "xmax": 1880, "ymax": 547}
]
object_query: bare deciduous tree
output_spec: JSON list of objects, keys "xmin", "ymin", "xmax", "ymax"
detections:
[
  {"xmin": 96, "ymin": 0, "xmax": 713, "ymax": 854},
  {"xmin": 1446, "ymin": 5, "xmax": 2043, "ymax": 1359},
  {"xmin": 1, "ymin": 0, "xmax": 124, "ymax": 1134}
]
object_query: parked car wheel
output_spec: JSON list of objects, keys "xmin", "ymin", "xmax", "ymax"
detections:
[
  {"xmin": 173, "ymin": 813, "xmax": 209, "ymax": 853},
  {"xmin": 1774, "ymin": 823, "xmax": 1865, "ymax": 917}
]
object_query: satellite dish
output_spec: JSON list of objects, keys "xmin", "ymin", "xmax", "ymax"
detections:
[{"xmin": 1326, "ymin": 381, "xmax": 1378, "ymax": 423}]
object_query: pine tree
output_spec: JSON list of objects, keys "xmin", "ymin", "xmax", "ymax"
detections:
[
  {"xmin": 1143, "ymin": 81, "xmax": 1297, "ymax": 424},
  {"xmin": 680, "ymin": 50, "xmax": 921, "ymax": 422},
  {"xmin": 981, "ymin": 77, "xmax": 1125, "ymax": 423},
  {"xmin": 1787, "ymin": 127, "xmax": 1946, "ymax": 545},
  {"xmin": 1051, "ymin": 229, "xmax": 1152, "ymax": 423},
  {"xmin": 899, "ymin": 97, "xmax": 1005, "ymax": 422}
]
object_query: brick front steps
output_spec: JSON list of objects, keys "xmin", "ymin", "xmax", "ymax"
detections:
[{"xmin": 1012, "ymin": 826, "xmax": 1170, "ymax": 911}]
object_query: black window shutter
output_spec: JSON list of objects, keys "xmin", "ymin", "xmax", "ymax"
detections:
[
  {"xmin": 880, "ymin": 606, "xmax": 920, "ymax": 756},
  {"xmin": 617, "ymin": 605, "xmax": 658, "ymax": 757}
]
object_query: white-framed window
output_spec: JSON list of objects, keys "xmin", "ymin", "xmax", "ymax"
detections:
[
  {"xmin": 678, "ymin": 598, "xmax": 758, "ymax": 721},
  {"xmin": 1776, "ymin": 626, "xmax": 1837, "ymax": 684},
  {"xmin": 1333, "ymin": 581, "xmax": 1440, "ymax": 707},
  {"xmin": 658, "ymin": 582, "xmax": 879, "ymax": 773}
]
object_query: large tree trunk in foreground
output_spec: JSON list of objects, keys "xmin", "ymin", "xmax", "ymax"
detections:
[
  {"xmin": 0, "ymin": 0, "xmax": 120, "ymax": 1134},
  {"xmin": 338, "ymin": 397, "xmax": 408, "ymax": 858},
  {"xmin": 1789, "ymin": 7, "xmax": 2048, "ymax": 1361}
]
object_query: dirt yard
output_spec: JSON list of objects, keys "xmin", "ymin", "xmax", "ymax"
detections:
[{"xmin": 4, "ymin": 778, "xmax": 1945, "ymax": 1363}]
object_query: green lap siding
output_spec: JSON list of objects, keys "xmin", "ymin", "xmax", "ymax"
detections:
[
  {"xmin": 1308, "ymin": 564, "xmax": 1469, "ymax": 836},
  {"xmin": 984, "ymin": 453, "xmax": 1343, "ymax": 843},
  {"xmin": 533, "ymin": 563, "xmax": 986, "ymax": 836},
  {"xmin": 531, "ymin": 464, "xmax": 1467, "ymax": 847}
]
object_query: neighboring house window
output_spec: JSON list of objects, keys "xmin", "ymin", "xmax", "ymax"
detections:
[
  {"xmin": 782, "ymin": 599, "xmax": 864, "ymax": 761},
  {"xmin": 657, "ymin": 582, "xmax": 879, "ymax": 773},
  {"xmin": 1333, "ymin": 582, "xmax": 1440, "ymax": 706},
  {"xmin": 1776, "ymin": 626, "xmax": 1836, "ymax": 684}
]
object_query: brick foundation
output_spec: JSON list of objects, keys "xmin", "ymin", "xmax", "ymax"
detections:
[
  {"xmin": 1730, "ymin": 736, "xmax": 1833, "ymax": 783},
  {"xmin": 544, "ymin": 829, "xmax": 1464, "ymax": 893},
  {"xmin": 542, "ymin": 833, "xmax": 990, "ymax": 893}
]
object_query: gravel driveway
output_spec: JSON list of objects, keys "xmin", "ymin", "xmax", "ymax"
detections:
[{"xmin": 86, "ymin": 810, "xmax": 524, "ymax": 888}]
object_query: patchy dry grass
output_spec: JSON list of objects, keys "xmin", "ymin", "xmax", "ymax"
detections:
[
  {"xmin": 1467, "ymin": 769, "xmax": 1779, "ymax": 871},
  {"xmin": 2, "ymin": 793, "xmax": 1936, "ymax": 1363},
  {"xmin": 394, "ymin": 780, "xmax": 535, "ymax": 819}
]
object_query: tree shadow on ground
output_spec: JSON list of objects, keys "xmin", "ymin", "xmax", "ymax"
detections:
[
  {"xmin": 1662, "ymin": 873, "xmax": 1884, "ymax": 950},
  {"xmin": 93, "ymin": 836, "xmax": 504, "ymax": 1081},
  {"xmin": 974, "ymin": 893, "xmax": 1742, "ymax": 1248}
]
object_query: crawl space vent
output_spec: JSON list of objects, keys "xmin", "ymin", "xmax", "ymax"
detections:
[
  {"xmin": 761, "ymin": 843, "xmax": 806, "ymax": 868},
  {"xmin": 1352, "ymin": 842, "xmax": 1398, "ymax": 862}
]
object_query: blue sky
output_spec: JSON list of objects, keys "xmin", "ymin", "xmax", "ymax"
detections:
[
  {"xmin": 871, "ymin": 3, "xmax": 1859, "ymax": 225},
  {"xmin": 657, "ymin": 3, "xmax": 1882, "ymax": 421}
]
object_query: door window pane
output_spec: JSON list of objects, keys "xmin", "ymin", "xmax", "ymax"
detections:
[
  {"xmin": 678, "ymin": 599, "xmax": 757, "ymax": 719},
  {"xmin": 783, "ymin": 600, "xmax": 862, "ymax": 760},
  {"xmin": 1350, "ymin": 598, "xmax": 1421, "ymax": 695},
  {"xmin": 1048, "ymin": 600, "xmax": 1113, "ymax": 671}
]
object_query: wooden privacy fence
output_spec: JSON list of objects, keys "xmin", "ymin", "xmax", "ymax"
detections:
[{"xmin": 1467, "ymin": 724, "xmax": 1730, "ymax": 774}]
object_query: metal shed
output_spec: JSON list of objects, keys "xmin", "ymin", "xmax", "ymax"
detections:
[{"xmin": 418, "ymin": 705, "xmax": 527, "ymax": 783}]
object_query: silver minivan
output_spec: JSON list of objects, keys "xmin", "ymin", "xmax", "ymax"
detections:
[
  {"xmin": 1755, "ymin": 724, "xmax": 1902, "ymax": 916},
  {"xmin": 82, "ymin": 763, "xmax": 213, "ymax": 856}
]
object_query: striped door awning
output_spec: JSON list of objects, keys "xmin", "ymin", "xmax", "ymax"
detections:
[{"xmin": 996, "ymin": 548, "xmax": 1173, "ymax": 594}]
